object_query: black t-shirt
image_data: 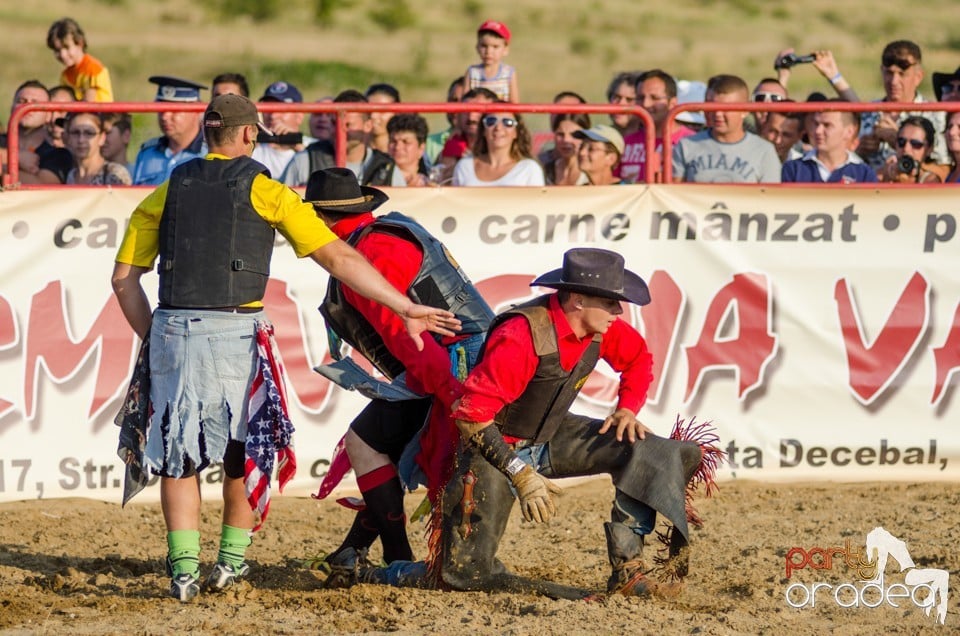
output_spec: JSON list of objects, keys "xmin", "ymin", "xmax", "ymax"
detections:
[{"xmin": 35, "ymin": 140, "xmax": 73, "ymax": 184}]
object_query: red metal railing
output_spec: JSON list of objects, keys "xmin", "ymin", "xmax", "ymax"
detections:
[
  {"xmin": 6, "ymin": 100, "xmax": 957, "ymax": 188},
  {"xmin": 662, "ymin": 100, "xmax": 960, "ymax": 183},
  {"xmin": 3, "ymin": 101, "xmax": 655, "ymax": 188}
]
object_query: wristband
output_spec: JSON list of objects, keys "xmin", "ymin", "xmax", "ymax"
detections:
[
  {"xmin": 469, "ymin": 425, "xmax": 526, "ymax": 478},
  {"xmin": 829, "ymin": 72, "xmax": 843, "ymax": 85}
]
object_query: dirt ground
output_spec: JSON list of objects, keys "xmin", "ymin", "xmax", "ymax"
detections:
[{"xmin": 1, "ymin": 478, "xmax": 957, "ymax": 635}]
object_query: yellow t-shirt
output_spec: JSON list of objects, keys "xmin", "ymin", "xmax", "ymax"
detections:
[
  {"xmin": 116, "ymin": 153, "xmax": 337, "ymax": 269},
  {"xmin": 61, "ymin": 53, "xmax": 113, "ymax": 102}
]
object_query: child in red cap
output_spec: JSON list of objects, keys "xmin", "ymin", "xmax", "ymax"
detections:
[{"xmin": 463, "ymin": 20, "xmax": 519, "ymax": 102}]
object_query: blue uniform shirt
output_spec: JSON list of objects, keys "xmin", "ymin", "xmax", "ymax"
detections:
[{"xmin": 132, "ymin": 131, "xmax": 207, "ymax": 185}]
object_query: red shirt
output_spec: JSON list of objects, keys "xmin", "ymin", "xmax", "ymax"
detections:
[
  {"xmin": 331, "ymin": 213, "xmax": 463, "ymax": 409},
  {"xmin": 441, "ymin": 133, "xmax": 470, "ymax": 159},
  {"xmin": 452, "ymin": 294, "xmax": 653, "ymax": 425}
]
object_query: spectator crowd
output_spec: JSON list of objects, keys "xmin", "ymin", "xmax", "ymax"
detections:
[{"xmin": 3, "ymin": 17, "xmax": 960, "ymax": 186}]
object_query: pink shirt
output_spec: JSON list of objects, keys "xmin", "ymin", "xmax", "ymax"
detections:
[{"xmin": 618, "ymin": 125, "xmax": 695, "ymax": 183}]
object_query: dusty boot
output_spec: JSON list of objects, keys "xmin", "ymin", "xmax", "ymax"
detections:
[
  {"xmin": 321, "ymin": 547, "xmax": 383, "ymax": 588},
  {"xmin": 604, "ymin": 522, "xmax": 683, "ymax": 598},
  {"xmin": 438, "ymin": 448, "xmax": 591, "ymax": 600}
]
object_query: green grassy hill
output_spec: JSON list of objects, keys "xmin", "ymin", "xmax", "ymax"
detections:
[{"xmin": 5, "ymin": 0, "xmax": 958, "ymax": 148}]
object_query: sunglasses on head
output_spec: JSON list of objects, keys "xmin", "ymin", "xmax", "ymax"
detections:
[
  {"xmin": 482, "ymin": 115, "xmax": 517, "ymax": 128},
  {"xmin": 882, "ymin": 58, "xmax": 916, "ymax": 71},
  {"xmin": 897, "ymin": 136, "xmax": 926, "ymax": 150},
  {"xmin": 753, "ymin": 92, "xmax": 785, "ymax": 103}
]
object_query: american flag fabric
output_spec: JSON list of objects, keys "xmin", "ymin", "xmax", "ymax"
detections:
[
  {"xmin": 245, "ymin": 321, "xmax": 297, "ymax": 531},
  {"xmin": 313, "ymin": 433, "xmax": 351, "ymax": 501}
]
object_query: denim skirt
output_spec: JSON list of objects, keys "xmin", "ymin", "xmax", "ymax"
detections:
[{"xmin": 143, "ymin": 308, "xmax": 263, "ymax": 477}]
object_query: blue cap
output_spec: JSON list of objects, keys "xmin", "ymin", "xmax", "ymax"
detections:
[
  {"xmin": 260, "ymin": 81, "xmax": 303, "ymax": 103},
  {"xmin": 149, "ymin": 75, "xmax": 207, "ymax": 103}
]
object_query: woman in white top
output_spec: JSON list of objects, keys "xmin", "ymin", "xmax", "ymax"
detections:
[{"xmin": 452, "ymin": 105, "xmax": 544, "ymax": 186}]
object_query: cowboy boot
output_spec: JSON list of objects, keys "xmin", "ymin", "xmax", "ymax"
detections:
[
  {"xmin": 604, "ymin": 522, "xmax": 683, "ymax": 597},
  {"xmin": 605, "ymin": 521, "xmax": 651, "ymax": 596}
]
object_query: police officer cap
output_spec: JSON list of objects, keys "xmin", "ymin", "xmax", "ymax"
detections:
[{"xmin": 149, "ymin": 75, "xmax": 207, "ymax": 103}]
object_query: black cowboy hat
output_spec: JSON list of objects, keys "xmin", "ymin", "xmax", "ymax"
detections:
[
  {"xmin": 531, "ymin": 247, "xmax": 650, "ymax": 306},
  {"xmin": 304, "ymin": 167, "xmax": 389, "ymax": 214},
  {"xmin": 932, "ymin": 67, "xmax": 960, "ymax": 102}
]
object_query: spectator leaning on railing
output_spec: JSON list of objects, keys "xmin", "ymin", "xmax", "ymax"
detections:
[
  {"xmin": 63, "ymin": 111, "xmax": 131, "ymax": 185},
  {"xmin": 781, "ymin": 104, "xmax": 876, "ymax": 184},
  {"xmin": 452, "ymin": 102, "xmax": 544, "ymax": 186},
  {"xmin": 672, "ymin": 74, "xmax": 781, "ymax": 183},
  {"xmin": 8, "ymin": 80, "xmax": 73, "ymax": 185},
  {"xmin": 876, "ymin": 116, "xmax": 943, "ymax": 184}
]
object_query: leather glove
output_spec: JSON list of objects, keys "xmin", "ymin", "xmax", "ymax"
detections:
[{"xmin": 511, "ymin": 465, "xmax": 562, "ymax": 523}]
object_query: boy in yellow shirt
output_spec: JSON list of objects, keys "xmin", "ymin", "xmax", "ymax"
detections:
[{"xmin": 46, "ymin": 17, "xmax": 114, "ymax": 102}]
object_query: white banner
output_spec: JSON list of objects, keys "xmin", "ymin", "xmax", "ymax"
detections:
[{"xmin": 0, "ymin": 184, "xmax": 957, "ymax": 503}]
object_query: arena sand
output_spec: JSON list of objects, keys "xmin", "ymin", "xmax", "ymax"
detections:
[{"xmin": 1, "ymin": 479, "xmax": 957, "ymax": 635}]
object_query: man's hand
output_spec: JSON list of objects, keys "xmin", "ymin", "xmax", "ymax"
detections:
[
  {"xmin": 857, "ymin": 133, "xmax": 881, "ymax": 158},
  {"xmin": 18, "ymin": 150, "xmax": 40, "ymax": 175},
  {"xmin": 812, "ymin": 50, "xmax": 840, "ymax": 79},
  {"xmin": 774, "ymin": 48, "xmax": 794, "ymax": 86},
  {"xmin": 511, "ymin": 465, "xmax": 561, "ymax": 523},
  {"xmin": 400, "ymin": 303, "xmax": 461, "ymax": 351},
  {"xmin": 598, "ymin": 408, "xmax": 653, "ymax": 443},
  {"xmin": 873, "ymin": 113, "xmax": 900, "ymax": 145}
]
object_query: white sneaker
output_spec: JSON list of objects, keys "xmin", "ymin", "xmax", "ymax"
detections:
[{"xmin": 169, "ymin": 573, "xmax": 200, "ymax": 601}]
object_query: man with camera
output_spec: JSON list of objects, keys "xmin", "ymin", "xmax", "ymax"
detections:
[
  {"xmin": 252, "ymin": 80, "xmax": 314, "ymax": 178},
  {"xmin": 281, "ymin": 89, "xmax": 403, "ymax": 187},
  {"xmin": 856, "ymin": 41, "xmax": 946, "ymax": 172},
  {"xmin": 781, "ymin": 101, "xmax": 876, "ymax": 184},
  {"xmin": 774, "ymin": 49, "xmax": 859, "ymax": 102}
]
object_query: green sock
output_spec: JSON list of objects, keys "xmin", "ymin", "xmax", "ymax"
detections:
[
  {"xmin": 166, "ymin": 530, "xmax": 201, "ymax": 578},
  {"xmin": 217, "ymin": 524, "xmax": 251, "ymax": 569}
]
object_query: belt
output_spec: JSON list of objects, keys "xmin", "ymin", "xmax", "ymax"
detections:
[
  {"xmin": 509, "ymin": 439, "xmax": 534, "ymax": 450},
  {"xmin": 157, "ymin": 304, "xmax": 263, "ymax": 314}
]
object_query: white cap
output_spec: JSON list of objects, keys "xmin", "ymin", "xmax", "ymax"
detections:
[{"xmin": 675, "ymin": 80, "xmax": 707, "ymax": 126}]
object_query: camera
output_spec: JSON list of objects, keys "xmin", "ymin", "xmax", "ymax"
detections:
[
  {"xmin": 774, "ymin": 53, "xmax": 816, "ymax": 70},
  {"xmin": 897, "ymin": 155, "xmax": 918, "ymax": 174},
  {"xmin": 256, "ymin": 131, "xmax": 303, "ymax": 145}
]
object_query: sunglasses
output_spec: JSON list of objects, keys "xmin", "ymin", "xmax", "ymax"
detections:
[
  {"xmin": 897, "ymin": 137, "xmax": 926, "ymax": 150},
  {"xmin": 482, "ymin": 115, "xmax": 517, "ymax": 128},
  {"xmin": 753, "ymin": 92, "xmax": 785, "ymax": 103},
  {"xmin": 68, "ymin": 128, "xmax": 100, "ymax": 138},
  {"xmin": 882, "ymin": 58, "xmax": 917, "ymax": 71}
]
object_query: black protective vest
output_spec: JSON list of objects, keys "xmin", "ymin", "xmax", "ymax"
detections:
[
  {"xmin": 490, "ymin": 296, "xmax": 602, "ymax": 443},
  {"xmin": 320, "ymin": 211, "xmax": 494, "ymax": 379},
  {"xmin": 158, "ymin": 156, "xmax": 274, "ymax": 307}
]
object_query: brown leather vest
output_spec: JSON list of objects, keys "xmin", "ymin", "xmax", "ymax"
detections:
[{"xmin": 491, "ymin": 296, "xmax": 601, "ymax": 443}]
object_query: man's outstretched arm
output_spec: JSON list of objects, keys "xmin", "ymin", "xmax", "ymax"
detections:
[{"xmin": 310, "ymin": 239, "xmax": 461, "ymax": 350}]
